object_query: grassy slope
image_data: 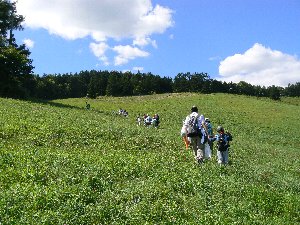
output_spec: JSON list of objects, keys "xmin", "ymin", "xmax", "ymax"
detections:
[{"xmin": 0, "ymin": 93, "xmax": 299, "ymax": 224}]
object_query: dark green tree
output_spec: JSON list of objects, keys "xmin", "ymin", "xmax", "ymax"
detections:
[
  {"xmin": 267, "ymin": 85, "xmax": 282, "ymax": 100},
  {"xmin": 131, "ymin": 72, "xmax": 143, "ymax": 95},
  {"xmin": 189, "ymin": 72, "xmax": 209, "ymax": 92},
  {"xmin": 236, "ymin": 81, "xmax": 255, "ymax": 96},
  {"xmin": 173, "ymin": 73, "xmax": 190, "ymax": 92},
  {"xmin": 87, "ymin": 71, "xmax": 100, "ymax": 98},
  {"xmin": 35, "ymin": 75, "xmax": 59, "ymax": 99},
  {"xmin": 284, "ymin": 82, "xmax": 300, "ymax": 97},
  {"xmin": 87, "ymin": 70, "xmax": 109, "ymax": 98},
  {"xmin": 106, "ymin": 71, "xmax": 122, "ymax": 96},
  {"xmin": 120, "ymin": 72, "xmax": 133, "ymax": 96},
  {"xmin": 141, "ymin": 72, "xmax": 155, "ymax": 95},
  {"xmin": 0, "ymin": 0, "xmax": 24, "ymax": 46},
  {"xmin": 155, "ymin": 76, "xmax": 173, "ymax": 94},
  {"xmin": 0, "ymin": 0, "xmax": 34, "ymax": 98}
]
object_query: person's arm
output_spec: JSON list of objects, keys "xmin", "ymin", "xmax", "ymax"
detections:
[
  {"xmin": 181, "ymin": 125, "xmax": 187, "ymax": 137},
  {"xmin": 202, "ymin": 121, "xmax": 208, "ymax": 134},
  {"xmin": 181, "ymin": 116, "xmax": 190, "ymax": 136},
  {"xmin": 199, "ymin": 115, "xmax": 208, "ymax": 134}
]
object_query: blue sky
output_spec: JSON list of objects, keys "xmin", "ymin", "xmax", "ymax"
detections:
[{"xmin": 14, "ymin": 0, "xmax": 300, "ymax": 87}]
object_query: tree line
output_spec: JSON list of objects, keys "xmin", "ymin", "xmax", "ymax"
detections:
[
  {"xmin": 1, "ymin": 0, "xmax": 299, "ymax": 101},
  {"xmin": 27, "ymin": 71, "xmax": 300, "ymax": 100}
]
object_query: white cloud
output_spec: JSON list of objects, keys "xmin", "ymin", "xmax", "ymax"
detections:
[
  {"xmin": 133, "ymin": 37, "xmax": 157, "ymax": 48},
  {"xmin": 89, "ymin": 42, "xmax": 110, "ymax": 65},
  {"xmin": 218, "ymin": 43, "xmax": 300, "ymax": 87},
  {"xmin": 133, "ymin": 4, "xmax": 174, "ymax": 37},
  {"xmin": 113, "ymin": 45, "xmax": 149, "ymax": 66},
  {"xmin": 133, "ymin": 67, "xmax": 144, "ymax": 72},
  {"xmin": 23, "ymin": 38, "xmax": 34, "ymax": 48},
  {"xmin": 16, "ymin": 0, "xmax": 173, "ymax": 65},
  {"xmin": 89, "ymin": 42, "xmax": 109, "ymax": 58}
]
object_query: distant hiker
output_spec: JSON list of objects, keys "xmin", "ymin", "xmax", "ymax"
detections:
[
  {"xmin": 123, "ymin": 110, "xmax": 128, "ymax": 117},
  {"xmin": 144, "ymin": 114, "xmax": 152, "ymax": 127},
  {"xmin": 118, "ymin": 108, "xmax": 123, "ymax": 115},
  {"xmin": 204, "ymin": 118, "xmax": 213, "ymax": 159},
  {"xmin": 86, "ymin": 102, "xmax": 90, "ymax": 110},
  {"xmin": 136, "ymin": 115, "xmax": 141, "ymax": 126},
  {"xmin": 214, "ymin": 125, "xmax": 233, "ymax": 165},
  {"xmin": 152, "ymin": 114, "xmax": 160, "ymax": 128},
  {"xmin": 155, "ymin": 113, "xmax": 160, "ymax": 123},
  {"xmin": 143, "ymin": 114, "xmax": 147, "ymax": 123},
  {"xmin": 181, "ymin": 106, "xmax": 208, "ymax": 164}
]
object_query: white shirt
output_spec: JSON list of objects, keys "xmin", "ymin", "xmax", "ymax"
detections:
[
  {"xmin": 183, "ymin": 112, "xmax": 205, "ymax": 126},
  {"xmin": 182, "ymin": 112, "xmax": 206, "ymax": 143}
]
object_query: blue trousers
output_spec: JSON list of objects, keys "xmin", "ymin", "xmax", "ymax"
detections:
[{"xmin": 217, "ymin": 149, "xmax": 229, "ymax": 164}]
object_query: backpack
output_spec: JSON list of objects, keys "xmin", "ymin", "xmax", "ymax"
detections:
[
  {"xmin": 187, "ymin": 116, "xmax": 202, "ymax": 137},
  {"xmin": 225, "ymin": 131, "xmax": 233, "ymax": 141},
  {"xmin": 217, "ymin": 132, "xmax": 232, "ymax": 151},
  {"xmin": 206, "ymin": 122, "xmax": 213, "ymax": 136}
]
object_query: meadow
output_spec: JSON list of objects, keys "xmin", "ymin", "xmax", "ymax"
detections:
[{"xmin": 0, "ymin": 93, "xmax": 299, "ymax": 224}]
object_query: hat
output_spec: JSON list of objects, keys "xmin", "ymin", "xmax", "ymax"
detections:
[
  {"xmin": 191, "ymin": 106, "xmax": 198, "ymax": 112},
  {"xmin": 217, "ymin": 125, "xmax": 224, "ymax": 132}
]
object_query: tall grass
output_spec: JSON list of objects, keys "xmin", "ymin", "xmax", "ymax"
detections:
[{"xmin": 0, "ymin": 93, "xmax": 299, "ymax": 224}]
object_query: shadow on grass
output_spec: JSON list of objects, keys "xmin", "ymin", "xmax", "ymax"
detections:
[{"xmin": 26, "ymin": 98, "xmax": 106, "ymax": 114}]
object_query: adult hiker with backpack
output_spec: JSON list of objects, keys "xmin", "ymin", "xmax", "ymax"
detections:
[
  {"xmin": 181, "ymin": 106, "xmax": 208, "ymax": 164},
  {"xmin": 214, "ymin": 125, "xmax": 233, "ymax": 165}
]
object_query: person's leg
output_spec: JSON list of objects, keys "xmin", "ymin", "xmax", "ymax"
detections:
[
  {"xmin": 204, "ymin": 143, "xmax": 211, "ymax": 159},
  {"xmin": 190, "ymin": 137, "xmax": 198, "ymax": 159},
  {"xmin": 209, "ymin": 140, "xmax": 213, "ymax": 155},
  {"xmin": 196, "ymin": 136, "xmax": 204, "ymax": 163},
  {"xmin": 197, "ymin": 144, "xmax": 204, "ymax": 163},
  {"xmin": 223, "ymin": 149, "xmax": 229, "ymax": 164},
  {"xmin": 217, "ymin": 150, "xmax": 223, "ymax": 164}
]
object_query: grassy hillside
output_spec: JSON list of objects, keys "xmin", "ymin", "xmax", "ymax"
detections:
[{"xmin": 0, "ymin": 93, "xmax": 299, "ymax": 224}]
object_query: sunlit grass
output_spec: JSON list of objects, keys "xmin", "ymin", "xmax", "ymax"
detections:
[{"xmin": 0, "ymin": 93, "xmax": 299, "ymax": 224}]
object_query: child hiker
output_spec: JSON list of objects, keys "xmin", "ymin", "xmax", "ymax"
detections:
[{"xmin": 214, "ymin": 125, "xmax": 233, "ymax": 165}]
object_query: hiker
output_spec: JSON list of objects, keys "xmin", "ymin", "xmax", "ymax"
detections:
[
  {"xmin": 204, "ymin": 118, "xmax": 213, "ymax": 159},
  {"xmin": 181, "ymin": 106, "xmax": 208, "ymax": 164},
  {"xmin": 85, "ymin": 102, "xmax": 90, "ymax": 110},
  {"xmin": 143, "ymin": 114, "xmax": 147, "ymax": 120},
  {"xmin": 123, "ymin": 110, "xmax": 128, "ymax": 117},
  {"xmin": 144, "ymin": 114, "xmax": 152, "ymax": 127},
  {"xmin": 152, "ymin": 114, "xmax": 160, "ymax": 128},
  {"xmin": 214, "ymin": 125, "xmax": 233, "ymax": 165},
  {"xmin": 136, "ymin": 115, "xmax": 141, "ymax": 126}
]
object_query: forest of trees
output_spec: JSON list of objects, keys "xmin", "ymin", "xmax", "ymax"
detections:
[
  {"xmin": 26, "ymin": 71, "xmax": 299, "ymax": 101},
  {"xmin": 1, "ymin": 0, "xmax": 300, "ymax": 101}
]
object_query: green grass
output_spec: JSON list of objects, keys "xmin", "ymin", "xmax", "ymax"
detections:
[{"xmin": 0, "ymin": 93, "xmax": 299, "ymax": 224}]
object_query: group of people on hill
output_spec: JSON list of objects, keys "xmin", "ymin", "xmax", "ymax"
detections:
[
  {"xmin": 115, "ymin": 107, "xmax": 161, "ymax": 128},
  {"xmin": 86, "ymin": 101, "xmax": 231, "ymax": 165},
  {"xmin": 181, "ymin": 105, "xmax": 232, "ymax": 165},
  {"xmin": 118, "ymin": 108, "xmax": 129, "ymax": 117},
  {"xmin": 115, "ymin": 108, "xmax": 160, "ymax": 128},
  {"xmin": 136, "ymin": 113, "xmax": 160, "ymax": 128}
]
